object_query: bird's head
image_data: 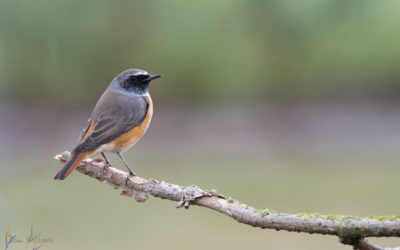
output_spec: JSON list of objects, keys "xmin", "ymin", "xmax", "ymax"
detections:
[{"xmin": 114, "ymin": 68, "xmax": 161, "ymax": 95}]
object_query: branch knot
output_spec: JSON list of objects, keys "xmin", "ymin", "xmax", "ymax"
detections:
[{"xmin": 176, "ymin": 185, "xmax": 212, "ymax": 209}]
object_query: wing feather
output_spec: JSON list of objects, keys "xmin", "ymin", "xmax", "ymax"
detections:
[
  {"xmin": 73, "ymin": 94, "xmax": 148, "ymax": 154},
  {"xmin": 77, "ymin": 118, "xmax": 92, "ymax": 143}
]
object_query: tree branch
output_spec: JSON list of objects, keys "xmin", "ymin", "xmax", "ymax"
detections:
[{"xmin": 54, "ymin": 151, "xmax": 400, "ymax": 249}]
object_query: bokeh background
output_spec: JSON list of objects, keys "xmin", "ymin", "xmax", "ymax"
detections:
[{"xmin": 1, "ymin": 0, "xmax": 400, "ymax": 249}]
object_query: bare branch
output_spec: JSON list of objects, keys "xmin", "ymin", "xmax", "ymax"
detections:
[{"xmin": 54, "ymin": 151, "xmax": 400, "ymax": 249}]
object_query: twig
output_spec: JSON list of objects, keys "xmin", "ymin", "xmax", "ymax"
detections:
[
  {"xmin": 54, "ymin": 151, "xmax": 400, "ymax": 249},
  {"xmin": 340, "ymin": 237, "xmax": 400, "ymax": 250}
]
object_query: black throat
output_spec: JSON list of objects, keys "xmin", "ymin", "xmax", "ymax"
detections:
[{"xmin": 122, "ymin": 81, "xmax": 149, "ymax": 95}]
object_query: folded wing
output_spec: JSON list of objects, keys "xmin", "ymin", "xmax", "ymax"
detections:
[{"xmin": 73, "ymin": 94, "xmax": 148, "ymax": 154}]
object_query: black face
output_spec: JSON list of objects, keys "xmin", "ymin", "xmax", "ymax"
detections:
[{"xmin": 121, "ymin": 73, "xmax": 161, "ymax": 94}]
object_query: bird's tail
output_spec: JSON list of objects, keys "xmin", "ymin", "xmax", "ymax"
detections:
[{"xmin": 54, "ymin": 153, "xmax": 87, "ymax": 180}]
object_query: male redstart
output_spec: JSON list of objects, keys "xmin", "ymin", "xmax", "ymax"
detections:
[{"xmin": 54, "ymin": 68, "xmax": 161, "ymax": 180}]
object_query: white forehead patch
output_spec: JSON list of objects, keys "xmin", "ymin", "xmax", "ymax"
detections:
[{"xmin": 133, "ymin": 70, "xmax": 148, "ymax": 76}]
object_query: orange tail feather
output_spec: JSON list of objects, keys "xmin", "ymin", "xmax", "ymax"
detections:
[{"xmin": 54, "ymin": 153, "xmax": 88, "ymax": 180}]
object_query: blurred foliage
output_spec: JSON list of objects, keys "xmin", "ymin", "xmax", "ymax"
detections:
[{"xmin": 1, "ymin": 0, "xmax": 400, "ymax": 105}]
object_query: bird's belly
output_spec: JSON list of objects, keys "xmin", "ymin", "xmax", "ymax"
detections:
[
  {"xmin": 109, "ymin": 103, "xmax": 153, "ymax": 153},
  {"xmin": 111, "ymin": 125, "xmax": 147, "ymax": 152}
]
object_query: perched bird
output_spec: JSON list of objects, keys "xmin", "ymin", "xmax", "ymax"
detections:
[{"xmin": 54, "ymin": 68, "xmax": 161, "ymax": 180}]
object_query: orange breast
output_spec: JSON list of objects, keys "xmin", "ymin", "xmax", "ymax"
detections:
[{"xmin": 111, "ymin": 95, "xmax": 153, "ymax": 152}]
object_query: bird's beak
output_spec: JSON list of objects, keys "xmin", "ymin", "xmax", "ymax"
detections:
[{"xmin": 148, "ymin": 74, "xmax": 161, "ymax": 81}]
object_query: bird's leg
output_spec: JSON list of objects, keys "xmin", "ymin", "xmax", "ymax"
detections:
[
  {"xmin": 101, "ymin": 152, "xmax": 112, "ymax": 174},
  {"xmin": 117, "ymin": 152, "xmax": 137, "ymax": 176},
  {"xmin": 117, "ymin": 152, "xmax": 137, "ymax": 185}
]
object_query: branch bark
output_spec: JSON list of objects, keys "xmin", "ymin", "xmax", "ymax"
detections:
[{"xmin": 54, "ymin": 151, "xmax": 400, "ymax": 250}]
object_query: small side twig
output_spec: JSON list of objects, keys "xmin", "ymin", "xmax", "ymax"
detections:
[{"xmin": 341, "ymin": 236, "xmax": 400, "ymax": 250}]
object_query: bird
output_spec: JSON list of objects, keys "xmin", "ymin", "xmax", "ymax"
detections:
[{"xmin": 54, "ymin": 68, "xmax": 161, "ymax": 180}]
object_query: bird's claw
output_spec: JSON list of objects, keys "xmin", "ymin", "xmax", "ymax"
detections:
[
  {"xmin": 102, "ymin": 163, "xmax": 112, "ymax": 175},
  {"xmin": 125, "ymin": 172, "xmax": 135, "ymax": 186}
]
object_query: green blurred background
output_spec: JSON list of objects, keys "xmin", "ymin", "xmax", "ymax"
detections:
[{"xmin": 1, "ymin": 0, "xmax": 400, "ymax": 249}]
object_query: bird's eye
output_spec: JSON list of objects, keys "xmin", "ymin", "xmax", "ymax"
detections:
[{"xmin": 129, "ymin": 75, "xmax": 137, "ymax": 81}]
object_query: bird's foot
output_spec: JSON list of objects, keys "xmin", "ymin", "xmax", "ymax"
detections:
[
  {"xmin": 125, "ymin": 171, "xmax": 136, "ymax": 186},
  {"xmin": 103, "ymin": 162, "xmax": 112, "ymax": 175}
]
